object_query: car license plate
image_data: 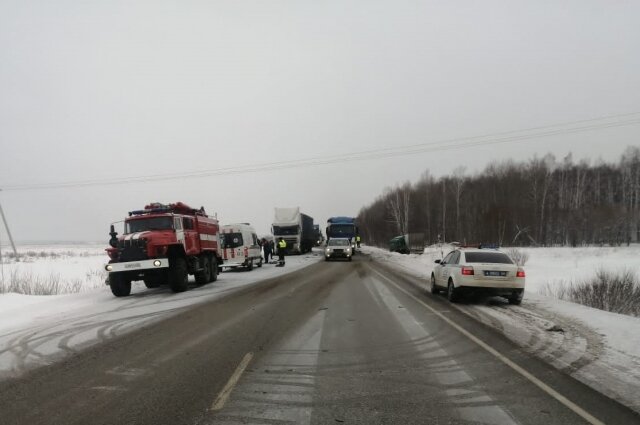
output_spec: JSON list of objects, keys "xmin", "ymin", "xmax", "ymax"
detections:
[{"xmin": 484, "ymin": 271, "xmax": 506, "ymax": 277}]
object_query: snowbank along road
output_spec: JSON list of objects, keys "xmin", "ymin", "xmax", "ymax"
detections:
[{"xmin": 1, "ymin": 254, "xmax": 639, "ymax": 424}]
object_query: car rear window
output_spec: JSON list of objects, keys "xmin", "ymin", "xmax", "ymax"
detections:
[{"xmin": 464, "ymin": 252, "xmax": 513, "ymax": 264}]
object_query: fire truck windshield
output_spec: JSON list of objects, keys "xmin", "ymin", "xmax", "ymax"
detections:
[{"xmin": 125, "ymin": 217, "xmax": 173, "ymax": 234}]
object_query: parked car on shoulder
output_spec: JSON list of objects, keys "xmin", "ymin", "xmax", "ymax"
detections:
[
  {"xmin": 430, "ymin": 247, "xmax": 525, "ymax": 304},
  {"xmin": 324, "ymin": 238, "xmax": 353, "ymax": 261}
]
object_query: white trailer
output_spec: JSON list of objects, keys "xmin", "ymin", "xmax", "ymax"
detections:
[{"xmin": 272, "ymin": 207, "xmax": 314, "ymax": 254}]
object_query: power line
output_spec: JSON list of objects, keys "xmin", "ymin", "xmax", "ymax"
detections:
[{"xmin": 2, "ymin": 112, "xmax": 640, "ymax": 191}]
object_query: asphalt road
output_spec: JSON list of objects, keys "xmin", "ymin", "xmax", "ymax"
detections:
[{"xmin": 1, "ymin": 254, "xmax": 638, "ymax": 425}]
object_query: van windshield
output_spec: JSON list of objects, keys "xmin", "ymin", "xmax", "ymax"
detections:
[{"xmin": 221, "ymin": 233, "xmax": 243, "ymax": 248}]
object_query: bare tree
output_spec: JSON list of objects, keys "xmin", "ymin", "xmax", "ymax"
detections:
[
  {"xmin": 387, "ymin": 183, "xmax": 411, "ymax": 236},
  {"xmin": 358, "ymin": 147, "xmax": 637, "ymax": 248},
  {"xmin": 452, "ymin": 167, "xmax": 466, "ymax": 242}
]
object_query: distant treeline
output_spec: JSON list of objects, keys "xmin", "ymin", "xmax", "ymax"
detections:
[{"xmin": 357, "ymin": 147, "xmax": 640, "ymax": 247}]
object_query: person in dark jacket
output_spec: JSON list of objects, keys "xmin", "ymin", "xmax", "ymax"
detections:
[{"xmin": 262, "ymin": 238, "xmax": 272, "ymax": 264}]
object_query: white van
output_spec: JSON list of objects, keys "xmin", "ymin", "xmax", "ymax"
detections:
[{"xmin": 220, "ymin": 223, "xmax": 263, "ymax": 270}]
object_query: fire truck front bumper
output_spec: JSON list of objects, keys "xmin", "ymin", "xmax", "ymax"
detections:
[{"xmin": 105, "ymin": 259, "xmax": 170, "ymax": 274}]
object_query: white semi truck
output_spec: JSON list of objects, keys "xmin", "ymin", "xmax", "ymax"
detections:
[{"xmin": 272, "ymin": 207, "xmax": 315, "ymax": 254}]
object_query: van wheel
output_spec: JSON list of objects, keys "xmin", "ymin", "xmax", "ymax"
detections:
[
  {"xmin": 169, "ymin": 257, "xmax": 189, "ymax": 292},
  {"xmin": 195, "ymin": 256, "xmax": 211, "ymax": 285},
  {"xmin": 246, "ymin": 259, "xmax": 254, "ymax": 271},
  {"xmin": 110, "ymin": 273, "xmax": 131, "ymax": 297},
  {"xmin": 257, "ymin": 258, "xmax": 263, "ymax": 268}
]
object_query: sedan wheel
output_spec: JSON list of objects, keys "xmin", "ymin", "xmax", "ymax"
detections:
[
  {"xmin": 430, "ymin": 274, "xmax": 440, "ymax": 295},
  {"xmin": 447, "ymin": 280, "xmax": 459, "ymax": 303}
]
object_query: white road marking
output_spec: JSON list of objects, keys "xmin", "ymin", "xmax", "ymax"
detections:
[
  {"xmin": 370, "ymin": 267, "xmax": 606, "ymax": 425},
  {"xmin": 210, "ymin": 310, "xmax": 327, "ymax": 424},
  {"xmin": 367, "ymin": 276, "xmax": 518, "ymax": 425},
  {"xmin": 211, "ymin": 352, "xmax": 254, "ymax": 411}
]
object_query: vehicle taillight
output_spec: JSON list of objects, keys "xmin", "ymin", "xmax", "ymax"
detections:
[
  {"xmin": 461, "ymin": 266, "xmax": 474, "ymax": 275},
  {"xmin": 517, "ymin": 269, "xmax": 526, "ymax": 278}
]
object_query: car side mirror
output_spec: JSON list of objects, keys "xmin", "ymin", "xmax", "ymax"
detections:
[{"xmin": 435, "ymin": 259, "xmax": 441, "ymax": 264}]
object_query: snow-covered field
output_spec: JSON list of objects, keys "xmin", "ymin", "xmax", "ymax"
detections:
[
  {"xmin": 0, "ymin": 244, "xmax": 107, "ymax": 294},
  {"xmin": 0, "ymin": 244, "xmax": 322, "ymax": 380},
  {"xmin": 362, "ymin": 244, "xmax": 640, "ymax": 413}
]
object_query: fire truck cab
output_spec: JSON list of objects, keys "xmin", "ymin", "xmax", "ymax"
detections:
[{"xmin": 105, "ymin": 202, "xmax": 222, "ymax": 296}]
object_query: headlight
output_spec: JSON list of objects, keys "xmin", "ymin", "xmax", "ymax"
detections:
[
  {"xmin": 105, "ymin": 264, "xmax": 113, "ymax": 272},
  {"xmin": 153, "ymin": 260, "xmax": 162, "ymax": 267},
  {"xmin": 325, "ymin": 248, "xmax": 331, "ymax": 253},
  {"xmin": 351, "ymin": 244, "xmax": 356, "ymax": 248},
  {"xmin": 346, "ymin": 248, "xmax": 352, "ymax": 253}
]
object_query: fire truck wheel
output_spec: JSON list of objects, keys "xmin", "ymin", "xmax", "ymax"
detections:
[
  {"xmin": 169, "ymin": 257, "xmax": 189, "ymax": 292},
  {"xmin": 210, "ymin": 258, "xmax": 218, "ymax": 282},
  {"xmin": 109, "ymin": 273, "xmax": 131, "ymax": 297},
  {"xmin": 195, "ymin": 256, "xmax": 211, "ymax": 285}
]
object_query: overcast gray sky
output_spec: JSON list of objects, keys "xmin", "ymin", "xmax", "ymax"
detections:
[{"xmin": 1, "ymin": 0, "xmax": 639, "ymax": 243}]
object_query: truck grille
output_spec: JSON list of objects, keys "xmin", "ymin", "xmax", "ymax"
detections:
[
  {"xmin": 118, "ymin": 238, "xmax": 148, "ymax": 261},
  {"xmin": 284, "ymin": 238, "xmax": 297, "ymax": 247}
]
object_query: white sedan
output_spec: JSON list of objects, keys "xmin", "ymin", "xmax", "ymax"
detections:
[
  {"xmin": 325, "ymin": 238, "xmax": 353, "ymax": 261},
  {"xmin": 430, "ymin": 248, "xmax": 525, "ymax": 304}
]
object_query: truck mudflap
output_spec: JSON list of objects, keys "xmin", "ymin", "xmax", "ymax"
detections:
[{"xmin": 105, "ymin": 258, "xmax": 170, "ymax": 274}]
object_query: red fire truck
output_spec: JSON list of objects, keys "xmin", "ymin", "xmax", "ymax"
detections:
[{"xmin": 104, "ymin": 202, "xmax": 222, "ymax": 297}]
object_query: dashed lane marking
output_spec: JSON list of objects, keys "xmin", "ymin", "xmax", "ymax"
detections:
[{"xmin": 210, "ymin": 352, "xmax": 254, "ymax": 411}]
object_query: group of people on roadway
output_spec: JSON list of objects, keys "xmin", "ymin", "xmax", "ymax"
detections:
[
  {"xmin": 259, "ymin": 237, "xmax": 288, "ymax": 267},
  {"xmin": 260, "ymin": 235, "xmax": 360, "ymax": 268}
]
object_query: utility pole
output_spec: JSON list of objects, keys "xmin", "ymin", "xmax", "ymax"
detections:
[{"xmin": 0, "ymin": 189, "xmax": 18, "ymax": 261}]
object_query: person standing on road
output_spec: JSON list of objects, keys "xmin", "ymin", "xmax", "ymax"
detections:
[
  {"xmin": 356, "ymin": 235, "xmax": 361, "ymax": 248},
  {"xmin": 262, "ymin": 238, "xmax": 272, "ymax": 264},
  {"xmin": 277, "ymin": 237, "xmax": 287, "ymax": 267}
]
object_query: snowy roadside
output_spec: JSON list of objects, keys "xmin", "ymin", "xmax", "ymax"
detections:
[
  {"xmin": 361, "ymin": 245, "xmax": 640, "ymax": 413},
  {"xmin": 0, "ymin": 247, "xmax": 322, "ymax": 380}
]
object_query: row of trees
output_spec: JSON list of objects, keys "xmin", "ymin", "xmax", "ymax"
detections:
[{"xmin": 357, "ymin": 147, "xmax": 640, "ymax": 248}]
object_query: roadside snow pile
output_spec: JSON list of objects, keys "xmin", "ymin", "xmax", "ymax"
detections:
[
  {"xmin": 519, "ymin": 246, "xmax": 640, "ymax": 295},
  {"xmin": 540, "ymin": 268, "xmax": 640, "ymax": 316}
]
